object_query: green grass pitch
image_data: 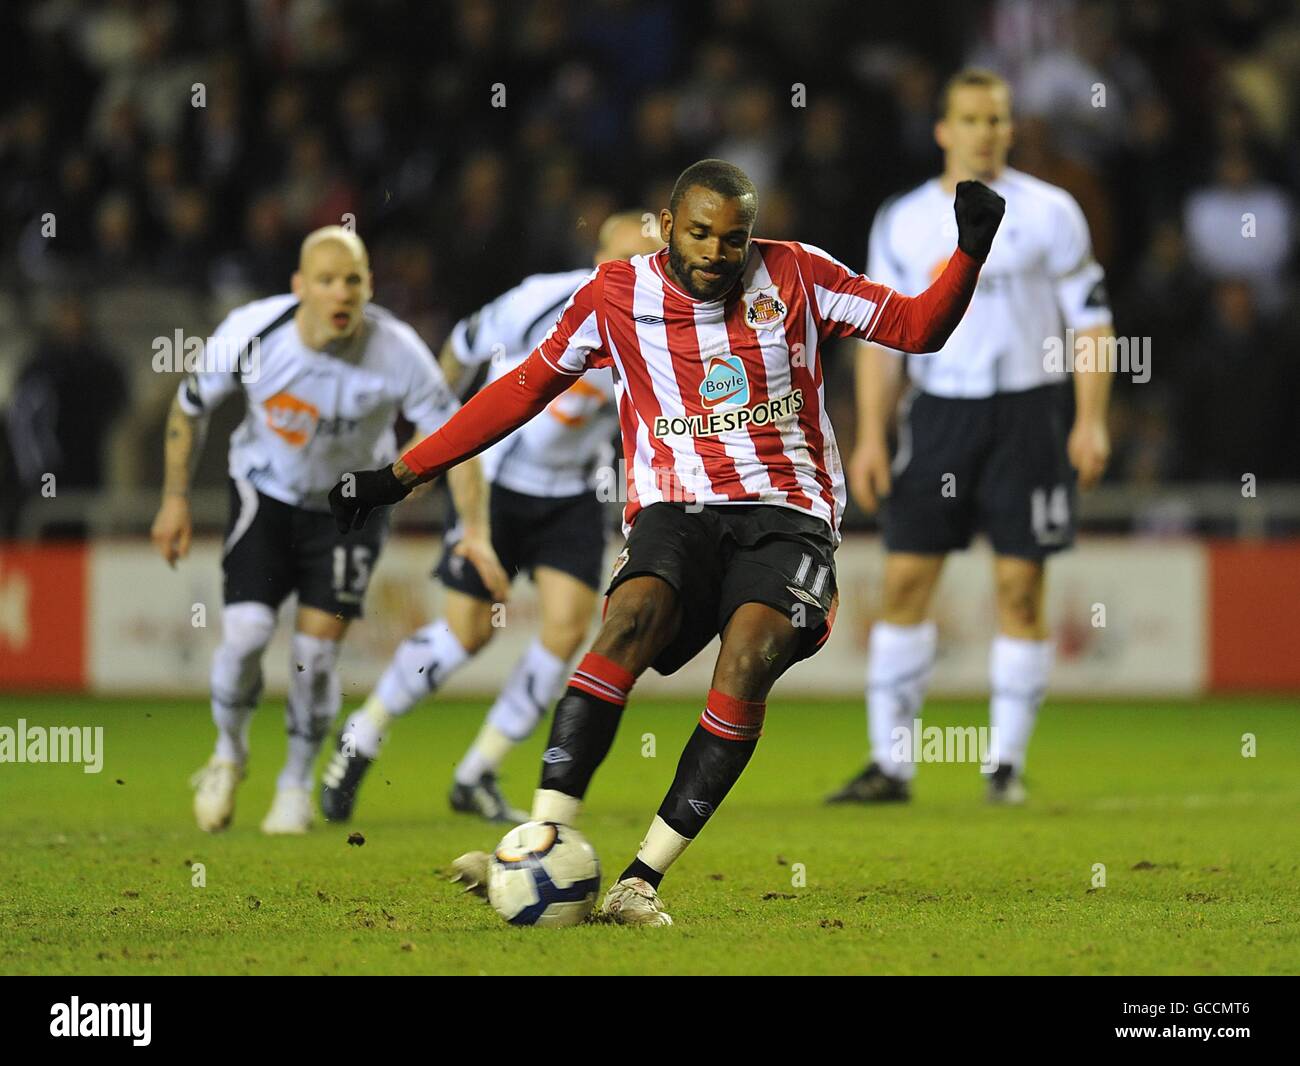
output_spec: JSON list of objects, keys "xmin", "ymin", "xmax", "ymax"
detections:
[{"xmin": 1, "ymin": 694, "xmax": 1296, "ymax": 975}]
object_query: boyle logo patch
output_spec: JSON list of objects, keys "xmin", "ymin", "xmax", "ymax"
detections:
[
  {"xmin": 699, "ymin": 356, "xmax": 749, "ymax": 408},
  {"xmin": 744, "ymin": 289, "xmax": 786, "ymax": 329}
]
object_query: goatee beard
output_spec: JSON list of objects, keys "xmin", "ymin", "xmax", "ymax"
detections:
[{"xmin": 668, "ymin": 240, "xmax": 735, "ymax": 300}]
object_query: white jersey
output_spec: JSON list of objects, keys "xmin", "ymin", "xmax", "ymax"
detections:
[
  {"xmin": 178, "ymin": 294, "xmax": 458, "ymax": 511},
  {"xmin": 867, "ymin": 167, "xmax": 1112, "ymax": 397},
  {"xmin": 449, "ymin": 268, "xmax": 617, "ymax": 498}
]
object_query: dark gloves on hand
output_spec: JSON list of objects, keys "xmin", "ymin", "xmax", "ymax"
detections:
[
  {"xmin": 954, "ymin": 180, "xmax": 1006, "ymax": 261},
  {"xmin": 328, "ymin": 466, "xmax": 411, "ymax": 533}
]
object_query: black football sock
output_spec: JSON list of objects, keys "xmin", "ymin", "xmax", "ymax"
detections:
[
  {"xmin": 654, "ymin": 723, "xmax": 759, "ymax": 839},
  {"xmin": 537, "ymin": 652, "xmax": 636, "ymax": 801},
  {"xmin": 619, "ymin": 690, "xmax": 766, "ymax": 886},
  {"xmin": 620, "ymin": 857, "xmax": 665, "ymax": 889}
]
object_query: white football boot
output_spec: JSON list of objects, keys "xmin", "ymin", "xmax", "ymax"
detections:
[
  {"xmin": 260, "ymin": 786, "xmax": 314, "ymax": 834},
  {"xmin": 449, "ymin": 851, "xmax": 492, "ymax": 898},
  {"xmin": 190, "ymin": 757, "xmax": 243, "ymax": 832},
  {"xmin": 600, "ymin": 877, "xmax": 673, "ymax": 926}
]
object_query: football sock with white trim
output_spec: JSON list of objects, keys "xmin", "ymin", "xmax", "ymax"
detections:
[
  {"xmin": 621, "ymin": 690, "xmax": 764, "ymax": 886},
  {"xmin": 534, "ymin": 652, "xmax": 635, "ymax": 812}
]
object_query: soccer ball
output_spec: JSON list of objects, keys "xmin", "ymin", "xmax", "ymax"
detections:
[{"xmin": 487, "ymin": 821, "xmax": 601, "ymax": 927}]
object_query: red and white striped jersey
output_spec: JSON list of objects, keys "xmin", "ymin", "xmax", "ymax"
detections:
[{"xmin": 534, "ymin": 240, "xmax": 900, "ymax": 539}]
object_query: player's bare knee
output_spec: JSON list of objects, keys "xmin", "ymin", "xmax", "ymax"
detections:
[
  {"xmin": 597, "ymin": 588, "xmax": 677, "ymax": 659},
  {"xmin": 716, "ymin": 629, "xmax": 797, "ymax": 697}
]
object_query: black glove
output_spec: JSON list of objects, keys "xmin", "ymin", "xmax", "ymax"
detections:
[
  {"xmin": 329, "ymin": 466, "xmax": 411, "ymax": 533},
  {"xmin": 954, "ymin": 180, "xmax": 1006, "ymax": 261}
]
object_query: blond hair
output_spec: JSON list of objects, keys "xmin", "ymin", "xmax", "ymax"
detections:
[
  {"xmin": 938, "ymin": 68, "xmax": 1011, "ymax": 118},
  {"xmin": 298, "ymin": 225, "xmax": 370, "ymax": 270}
]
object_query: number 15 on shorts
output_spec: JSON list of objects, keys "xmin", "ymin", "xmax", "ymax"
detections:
[{"xmin": 332, "ymin": 545, "xmax": 373, "ymax": 599}]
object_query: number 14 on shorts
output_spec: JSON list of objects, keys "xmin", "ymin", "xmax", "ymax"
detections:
[{"xmin": 1030, "ymin": 486, "xmax": 1070, "ymax": 546}]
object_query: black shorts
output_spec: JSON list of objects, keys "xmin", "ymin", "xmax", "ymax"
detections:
[
  {"xmin": 222, "ymin": 477, "xmax": 389, "ymax": 619},
  {"xmin": 606, "ymin": 502, "xmax": 838, "ymax": 676},
  {"xmin": 435, "ymin": 483, "xmax": 607, "ymax": 600},
  {"xmin": 883, "ymin": 385, "xmax": 1077, "ymax": 560}
]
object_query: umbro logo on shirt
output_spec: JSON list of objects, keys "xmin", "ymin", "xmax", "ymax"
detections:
[{"xmin": 634, "ymin": 314, "xmax": 665, "ymax": 324}]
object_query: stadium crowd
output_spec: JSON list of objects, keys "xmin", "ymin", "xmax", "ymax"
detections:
[{"xmin": 1, "ymin": 0, "xmax": 1297, "ymax": 536}]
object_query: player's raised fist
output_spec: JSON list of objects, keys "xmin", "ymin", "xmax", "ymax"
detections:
[
  {"xmin": 328, "ymin": 466, "xmax": 411, "ymax": 533},
  {"xmin": 954, "ymin": 180, "xmax": 1006, "ymax": 262}
]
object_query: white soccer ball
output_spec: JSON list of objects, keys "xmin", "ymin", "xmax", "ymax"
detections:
[{"xmin": 487, "ymin": 821, "xmax": 601, "ymax": 927}]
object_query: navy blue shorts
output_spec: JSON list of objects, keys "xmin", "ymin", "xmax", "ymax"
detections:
[
  {"xmin": 883, "ymin": 384, "xmax": 1076, "ymax": 560},
  {"xmin": 435, "ymin": 483, "xmax": 608, "ymax": 599},
  {"xmin": 222, "ymin": 478, "xmax": 389, "ymax": 619}
]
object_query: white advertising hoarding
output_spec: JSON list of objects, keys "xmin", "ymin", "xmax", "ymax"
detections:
[{"xmin": 88, "ymin": 535, "xmax": 1206, "ymax": 698}]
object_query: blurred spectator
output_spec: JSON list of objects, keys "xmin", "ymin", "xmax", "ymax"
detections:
[
  {"xmin": 1184, "ymin": 149, "xmax": 1294, "ymax": 311},
  {"xmin": 6, "ymin": 295, "xmax": 128, "ymax": 505},
  {"xmin": 92, "ymin": 190, "xmax": 141, "ymax": 275},
  {"xmin": 710, "ymin": 83, "xmax": 786, "ymax": 198},
  {"xmin": 1177, "ymin": 279, "xmax": 1293, "ymax": 481},
  {"xmin": 1010, "ymin": 115, "xmax": 1115, "ymax": 269},
  {"xmin": 211, "ymin": 192, "xmax": 296, "ymax": 304},
  {"xmin": 0, "ymin": 0, "xmax": 1297, "ymax": 541},
  {"xmin": 1017, "ymin": 1, "xmax": 1160, "ymax": 166}
]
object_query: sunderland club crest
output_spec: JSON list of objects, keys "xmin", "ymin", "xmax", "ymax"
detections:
[{"xmin": 744, "ymin": 289, "xmax": 787, "ymax": 329}]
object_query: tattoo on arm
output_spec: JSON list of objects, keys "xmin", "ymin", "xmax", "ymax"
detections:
[{"xmin": 162, "ymin": 396, "xmax": 208, "ymax": 498}]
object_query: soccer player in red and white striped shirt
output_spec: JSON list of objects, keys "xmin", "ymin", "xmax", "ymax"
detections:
[{"xmin": 331, "ymin": 160, "xmax": 1004, "ymax": 924}]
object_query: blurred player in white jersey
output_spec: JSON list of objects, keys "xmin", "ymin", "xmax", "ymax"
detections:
[
  {"xmin": 828, "ymin": 70, "xmax": 1114, "ymax": 806},
  {"xmin": 319, "ymin": 212, "xmax": 664, "ymax": 824},
  {"xmin": 151, "ymin": 226, "xmax": 506, "ymax": 834}
]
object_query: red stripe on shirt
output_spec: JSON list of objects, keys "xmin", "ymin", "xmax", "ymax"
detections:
[
  {"xmin": 721, "ymin": 270, "xmax": 812, "ymax": 510},
  {"xmin": 660, "ymin": 293, "xmax": 748, "ymax": 501},
  {"xmin": 770, "ymin": 244, "xmax": 838, "ymax": 519},
  {"xmin": 603, "ymin": 263, "xmax": 696, "ymax": 515}
]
